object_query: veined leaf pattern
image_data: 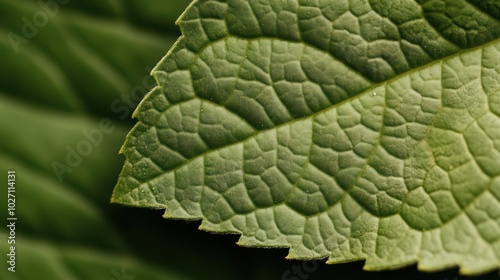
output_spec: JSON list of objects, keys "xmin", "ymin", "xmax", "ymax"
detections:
[{"xmin": 113, "ymin": 0, "xmax": 500, "ymax": 274}]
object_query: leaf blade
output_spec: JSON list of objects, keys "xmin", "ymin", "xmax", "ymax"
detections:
[{"xmin": 113, "ymin": 0, "xmax": 500, "ymax": 274}]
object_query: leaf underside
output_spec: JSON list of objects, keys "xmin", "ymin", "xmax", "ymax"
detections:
[{"xmin": 112, "ymin": 0, "xmax": 500, "ymax": 275}]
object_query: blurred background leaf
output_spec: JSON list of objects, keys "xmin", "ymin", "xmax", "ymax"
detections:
[{"xmin": 0, "ymin": 1, "xmax": 499, "ymax": 279}]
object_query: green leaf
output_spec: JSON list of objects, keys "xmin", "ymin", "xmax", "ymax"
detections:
[{"xmin": 113, "ymin": 0, "xmax": 500, "ymax": 275}]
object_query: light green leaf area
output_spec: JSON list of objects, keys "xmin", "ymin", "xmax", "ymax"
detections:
[{"xmin": 112, "ymin": 0, "xmax": 500, "ymax": 275}]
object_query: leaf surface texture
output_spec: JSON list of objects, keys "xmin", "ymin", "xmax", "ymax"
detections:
[{"xmin": 113, "ymin": 0, "xmax": 500, "ymax": 274}]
